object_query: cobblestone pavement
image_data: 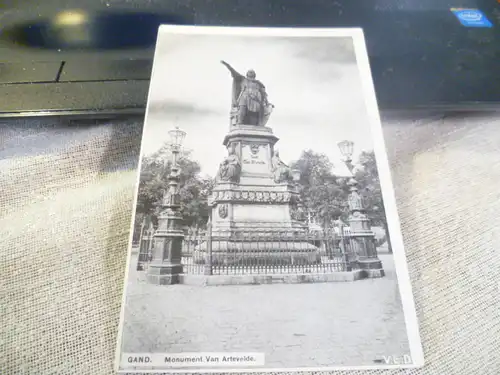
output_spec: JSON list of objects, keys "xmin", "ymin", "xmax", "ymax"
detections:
[{"xmin": 120, "ymin": 251, "xmax": 410, "ymax": 368}]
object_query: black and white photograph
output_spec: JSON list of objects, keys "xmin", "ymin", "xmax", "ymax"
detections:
[{"xmin": 115, "ymin": 26, "xmax": 423, "ymax": 373}]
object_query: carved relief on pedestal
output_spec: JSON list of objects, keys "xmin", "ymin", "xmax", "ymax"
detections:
[
  {"xmin": 241, "ymin": 142, "xmax": 269, "ymax": 175},
  {"xmin": 211, "ymin": 190, "xmax": 294, "ymax": 204},
  {"xmin": 218, "ymin": 204, "xmax": 228, "ymax": 219},
  {"xmin": 250, "ymin": 143, "xmax": 260, "ymax": 155}
]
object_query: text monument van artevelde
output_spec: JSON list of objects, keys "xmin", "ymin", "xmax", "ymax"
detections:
[{"xmin": 122, "ymin": 353, "xmax": 265, "ymax": 369}]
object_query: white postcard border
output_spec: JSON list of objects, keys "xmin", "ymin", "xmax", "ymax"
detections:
[{"xmin": 352, "ymin": 28, "xmax": 425, "ymax": 367}]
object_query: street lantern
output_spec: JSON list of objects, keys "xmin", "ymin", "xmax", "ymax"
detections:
[
  {"xmin": 168, "ymin": 126, "xmax": 186, "ymax": 151},
  {"xmin": 338, "ymin": 140, "xmax": 354, "ymax": 173},
  {"xmin": 337, "ymin": 140, "xmax": 354, "ymax": 160},
  {"xmin": 291, "ymin": 168, "xmax": 301, "ymax": 182},
  {"xmin": 168, "ymin": 126, "xmax": 186, "ymax": 166}
]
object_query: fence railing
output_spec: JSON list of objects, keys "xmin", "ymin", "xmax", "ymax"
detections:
[
  {"xmin": 136, "ymin": 228, "xmax": 154, "ymax": 271},
  {"xmin": 136, "ymin": 227, "xmax": 363, "ymax": 276},
  {"xmin": 184, "ymin": 227, "xmax": 361, "ymax": 275}
]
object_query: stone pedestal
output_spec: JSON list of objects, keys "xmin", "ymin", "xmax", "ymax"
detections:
[
  {"xmin": 194, "ymin": 235, "xmax": 320, "ymax": 266},
  {"xmin": 347, "ymin": 232, "xmax": 384, "ymax": 278},
  {"xmin": 347, "ymin": 204, "xmax": 385, "ymax": 278},
  {"xmin": 211, "ymin": 126, "xmax": 303, "ymax": 230},
  {"xmin": 196, "ymin": 125, "xmax": 320, "ymax": 263},
  {"xmin": 345, "ymin": 177, "xmax": 385, "ymax": 277},
  {"xmin": 146, "ymin": 228, "xmax": 184, "ymax": 285}
]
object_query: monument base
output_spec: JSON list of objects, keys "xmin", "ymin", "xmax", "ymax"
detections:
[
  {"xmin": 179, "ymin": 270, "xmax": 367, "ymax": 286},
  {"xmin": 136, "ymin": 253, "xmax": 149, "ymax": 271},
  {"xmin": 210, "ymin": 183, "xmax": 303, "ymax": 233},
  {"xmin": 146, "ymin": 263, "xmax": 183, "ymax": 285},
  {"xmin": 357, "ymin": 258, "xmax": 385, "ymax": 278},
  {"xmin": 193, "ymin": 239, "xmax": 320, "ymax": 266}
]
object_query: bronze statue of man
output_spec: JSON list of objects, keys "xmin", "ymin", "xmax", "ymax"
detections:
[{"xmin": 221, "ymin": 60, "xmax": 273, "ymax": 126}]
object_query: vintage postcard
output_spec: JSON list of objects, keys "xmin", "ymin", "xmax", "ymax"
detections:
[{"xmin": 115, "ymin": 26, "xmax": 424, "ymax": 372}]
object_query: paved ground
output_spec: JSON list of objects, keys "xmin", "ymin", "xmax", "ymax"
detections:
[{"xmin": 120, "ymin": 251, "xmax": 410, "ymax": 368}]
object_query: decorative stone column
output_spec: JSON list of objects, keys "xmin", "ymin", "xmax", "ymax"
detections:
[
  {"xmin": 146, "ymin": 128, "xmax": 186, "ymax": 285},
  {"xmin": 337, "ymin": 139, "xmax": 384, "ymax": 278},
  {"xmin": 346, "ymin": 178, "xmax": 385, "ymax": 278}
]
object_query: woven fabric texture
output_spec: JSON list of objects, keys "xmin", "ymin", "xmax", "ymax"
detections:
[{"xmin": 1, "ymin": 113, "xmax": 499, "ymax": 375}]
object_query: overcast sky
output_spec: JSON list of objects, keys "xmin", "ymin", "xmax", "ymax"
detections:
[{"xmin": 143, "ymin": 29, "xmax": 376, "ymax": 178}]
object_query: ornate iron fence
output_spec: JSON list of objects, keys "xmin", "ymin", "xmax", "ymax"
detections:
[
  {"xmin": 136, "ymin": 225, "xmax": 362, "ymax": 276},
  {"xmin": 181, "ymin": 225, "xmax": 359, "ymax": 276},
  {"xmin": 136, "ymin": 226, "xmax": 154, "ymax": 271}
]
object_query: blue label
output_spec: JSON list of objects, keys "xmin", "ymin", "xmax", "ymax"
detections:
[{"xmin": 451, "ymin": 8, "xmax": 493, "ymax": 28}]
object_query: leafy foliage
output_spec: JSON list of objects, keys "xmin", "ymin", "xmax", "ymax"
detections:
[
  {"xmin": 290, "ymin": 149, "xmax": 391, "ymax": 251},
  {"xmin": 354, "ymin": 150, "xmax": 392, "ymax": 252},
  {"xmin": 290, "ymin": 150, "xmax": 348, "ymax": 228},
  {"xmin": 354, "ymin": 151, "xmax": 384, "ymax": 224},
  {"xmin": 135, "ymin": 145, "xmax": 213, "ymax": 232}
]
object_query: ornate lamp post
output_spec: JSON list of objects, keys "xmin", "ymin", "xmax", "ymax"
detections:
[
  {"xmin": 146, "ymin": 127, "xmax": 187, "ymax": 285},
  {"xmin": 337, "ymin": 140, "xmax": 384, "ymax": 278}
]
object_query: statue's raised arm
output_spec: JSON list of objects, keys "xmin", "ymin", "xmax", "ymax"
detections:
[{"xmin": 221, "ymin": 60, "xmax": 244, "ymax": 80}]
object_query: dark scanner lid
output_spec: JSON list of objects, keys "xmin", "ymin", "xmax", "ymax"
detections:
[{"xmin": 0, "ymin": 0, "xmax": 499, "ymax": 115}]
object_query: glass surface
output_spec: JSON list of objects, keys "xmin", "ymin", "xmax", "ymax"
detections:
[{"xmin": 1, "ymin": 0, "xmax": 500, "ymax": 107}]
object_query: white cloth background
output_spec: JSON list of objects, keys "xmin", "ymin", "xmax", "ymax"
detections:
[{"xmin": 0, "ymin": 113, "xmax": 499, "ymax": 374}]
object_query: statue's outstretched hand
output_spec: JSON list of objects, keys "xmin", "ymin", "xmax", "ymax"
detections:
[{"xmin": 220, "ymin": 60, "xmax": 240, "ymax": 78}]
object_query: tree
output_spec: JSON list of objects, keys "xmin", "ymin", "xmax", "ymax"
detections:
[
  {"xmin": 290, "ymin": 150, "xmax": 348, "ymax": 229},
  {"xmin": 135, "ymin": 144, "xmax": 213, "ymax": 234},
  {"xmin": 179, "ymin": 176, "xmax": 215, "ymax": 229},
  {"xmin": 354, "ymin": 150, "xmax": 392, "ymax": 253}
]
